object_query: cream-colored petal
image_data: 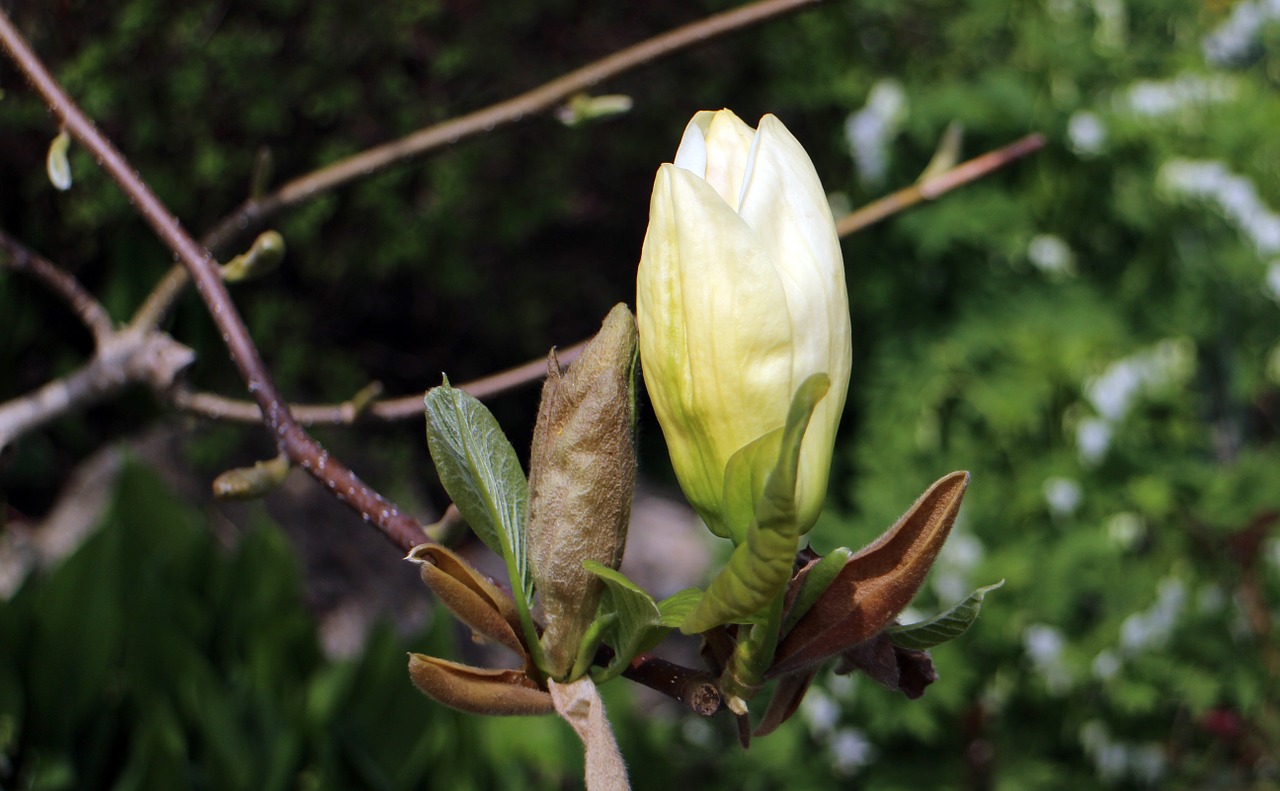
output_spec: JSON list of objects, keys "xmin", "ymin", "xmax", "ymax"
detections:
[
  {"xmin": 736, "ymin": 115, "xmax": 851, "ymax": 530},
  {"xmin": 699, "ymin": 109, "xmax": 757, "ymax": 211},
  {"xmin": 637, "ymin": 164, "xmax": 794, "ymax": 524},
  {"xmin": 672, "ymin": 114, "xmax": 709, "ymax": 178}
]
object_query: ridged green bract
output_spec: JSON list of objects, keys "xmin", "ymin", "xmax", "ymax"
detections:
[
  {"xmin": 681, "ymin": 374, "xmax": 830, "ymax": 634},
  {"xmin": 424, "ymin": 379, "xmax": 532, "ymax": 605}
]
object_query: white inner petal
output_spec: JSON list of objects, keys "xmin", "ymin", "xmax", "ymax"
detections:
[{"xmin": 673, "ymin": 120, "xmax": 708, "ymax": 178}]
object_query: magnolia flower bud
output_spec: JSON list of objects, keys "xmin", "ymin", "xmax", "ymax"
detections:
[
  {"xmin": 636, "ymin": 109, "xmax": 852, "ymax": 539},
  {"xmin": 527, "ymin": 304, "xmax": 638, "ymax": 679}
]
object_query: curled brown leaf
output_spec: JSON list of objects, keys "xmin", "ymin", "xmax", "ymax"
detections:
[
  {"xmin": 408, "ymin": 543, "xmax": 527, "ymax": 658},
  {"xmin": 408, "ymin": 653, "xmax": 553, "ymax": 716},
  {"xmin": 769, "ymin": 471, "xmax": 969, "ymax": 677}
]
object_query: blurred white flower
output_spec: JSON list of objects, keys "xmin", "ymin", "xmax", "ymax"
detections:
[
  {"xmin": 1131, "ymin": 745, "xmax": 1168, "ymax": 784},
  {"xmin": 1043, "ymin": 477, "xmax": 1083, "ymax": 518},
  {"xmin": 931, "ymin": 527, "xmax": 985, "ymax": 603},
  {"xmin": 1023, "ymin": 623, "xmax": 1072, "ymax": 693},
  {"xmin": 1203, "ymin": 0, "xmax": 1280, "ymax": 66},
  {"xmin": 1067, "ymin": 111, "xmax": 1107, "ymax": 156},
  {"xmin": 1079, "ymin": 720, "xmax": 1166, "ymax": 784},
  {"xmin": 1105, "ymin": 511, "xmax": 1144, "ymax": 549},
  {"xmin": 830, "ymin": 728, "xmax": 877, "ymax": 776},
  {"xmin": 1119, "ymin": 576, "xmax": 1185, "ymax": 655},
  {"xmin": 1087, "ymin": 361, "xmax": 1145, "ymax": 422},
  {"xmin": 1028, "ymin": 234, "xmax": 1077, "ymax": 276},
  {"xmin": 1265, "ymin": 262, "xmax": 1280, "ymax": 303},
  {"xmin": 1123, "ymin": 74, "xmax": 1239, "ymax": 117},
  {"xmin": 844, "ymin": 79, "xmax": 907, "ymax": 187},
  {"xmin": 1159, "ymin": 159, "xmax": 1280, "ymax": 257},
  {"xmin": 1266, "ymin": 536, "xmax": 1280, "ymax": 572},
  {"xmin": 1091, "ymin": 649, "xmax": 1122, "ymax": 680},
  {"xmin": 801, "ymin": 687, "xmax": 841, "ymax": 736},
  {"xmin": 1076, "ymin": 417, "xmax": 1113, "ymax": 465},
  {"xmin": 1078, "ymin": 339, "xmax": 1194, "ymax": 464}
]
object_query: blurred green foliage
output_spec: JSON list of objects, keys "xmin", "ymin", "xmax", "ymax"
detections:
[{"xmin": 3, "ymin": 0, "xmax": 1280, "ymax": 788}]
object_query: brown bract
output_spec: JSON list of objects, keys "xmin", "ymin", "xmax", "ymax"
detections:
[
  {"xmin": 408, "ymin": 543, "xmax": 528, "ymax": 661},
  {"xmin": 407, "ymin": 654, "xmax": 553, "ymax": 716},
  {"xmin": 769, "ymin": 471, "xmax": 970, "ymax": 677}
]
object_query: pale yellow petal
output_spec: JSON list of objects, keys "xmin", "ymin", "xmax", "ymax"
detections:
[{"xmin": 637, "ymin": 164, "xmax": 794, "ymax": 527}]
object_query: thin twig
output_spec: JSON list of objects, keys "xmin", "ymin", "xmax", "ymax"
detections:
[
  {"xmin": 131, "ymin": 259, "xmax": 195, "ymax": 331},
  {"xmin": 201, "ymin": 0, "xmax": 820, "ymax": 255},
  {"xmin": 0, "ymin": 10, "xmax": 424, "ymax": 552},
  {"xmin": 622, "ymin": 654, "xmax": 722, "ymax": 716},
  {"xmin": 836, "ymin": 133, "xmax": 1046, "ymax": 237},
  {"xmin": 0, "ymin": 228, "xmax": 115, "ymax": 344},
  {"xmin": 168, "ymin": 135, "xmax": 1047, "ymax": 427},
  {"xmin": 0, "ymin": 329, "xmax": 194, "ymax": 451},
  {"xmin": 171, "ymin": 341, "xmax": 587, "ymax": 425},
  {"xmin": 130, "ymin": 0, "xmax": 820, "ymax": 330}
]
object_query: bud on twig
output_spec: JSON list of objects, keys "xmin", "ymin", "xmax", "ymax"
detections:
[
  {"xmin": 221, "ymin": 230, "xmax": 285, "ymax": 283},
  {"xmin": 211, "ymin": 453, "xmax": 291, "ymax": 500},
  {"xmin": 527, "ymin": 303, "xmax": 638, "ymax": 679}
]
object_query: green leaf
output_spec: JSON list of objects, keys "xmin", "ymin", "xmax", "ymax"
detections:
[
  {"xmin": 582, "ymin": 561, "xmax": 664, "ymax": 681},
  {"xmin": 656, "ymin": 588, "xmax": 704, "ymax": 627},
  {"xmin": 424, "ymin": 380, "xmax": 531, "ymax": 605},
  {"xmin": 889, "ymin": 580, "xmax": 1005, "ymax": 650},
  {"xmin": 681, "ymin": 374, "xmax": 830, "ymax": 634},
  {"xmin": 784, "ymin": 546, "xmax": 853, "ymax": 632}
]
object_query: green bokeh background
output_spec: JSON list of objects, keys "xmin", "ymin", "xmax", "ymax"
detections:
[{"xmin": 2, "ymin": 0, "xmax": 1279, "ymax": 788}]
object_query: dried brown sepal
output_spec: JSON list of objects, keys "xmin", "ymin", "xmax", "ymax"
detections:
[
  {"xmin": 752, "ymin": 667, "xmax": 818, "ymax": 738},
  {"xmin": 408, "ymin": 543, "xmax": 526, "ymax": 658},
  {"xmin": 833, "ymin": 631, "xmax": 938, "ymax": 700},
  {"xmin": 407, "ymin": 653, "xmax": 553, "ymax": 716},
  {"xmin": 527, "ymin": 303, "xmax": 638, "ymax": 678},
  {"xmin": 769, "ymin": 471, "xmax": 969, "ymax": 677}
]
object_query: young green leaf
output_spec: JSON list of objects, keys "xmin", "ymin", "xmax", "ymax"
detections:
[
  {"xmin": 681, "ymin": 374, "xmax": 830, "ymax": 635},
  {"xmin": 582, "ymin": 561, "xmax": 663, "ymax": 681},
  {"xmin": 656, "ymin": 588, "xmax": 703, "ymax": 627},
  {"xmin": 424, "ymin": 380, "xmax": 531, "ymax": 605},
  {"xmin": 889, "ymin": 579, "xmax": 1005, "ymax": 650}
]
